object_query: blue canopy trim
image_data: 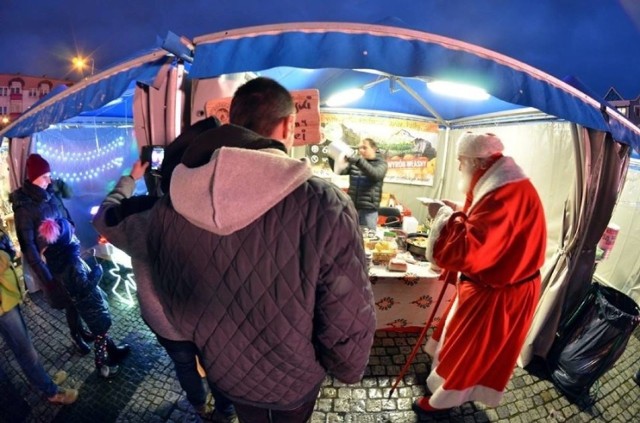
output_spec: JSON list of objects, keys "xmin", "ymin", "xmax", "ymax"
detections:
[
  {"xmin": 4, "ymin": 51, "xmax": 171, "ymax": 138},
  {"xmin": 190, "ymin": 26, "xmax": 640, "ymax": 149}
]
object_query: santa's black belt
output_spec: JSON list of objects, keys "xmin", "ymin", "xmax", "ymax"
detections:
[{"xmin": 459, "ymin": 270, "xmax": 540, "ymax": 288}]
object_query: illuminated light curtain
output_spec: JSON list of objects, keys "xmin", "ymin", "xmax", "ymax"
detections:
[{"xmin": 31, "ymin": 124, "xmax": 140, "ymax": 248}]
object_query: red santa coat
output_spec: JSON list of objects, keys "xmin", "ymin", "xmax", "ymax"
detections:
[{"xmin": 424, "ymin": 156, "xmax": 546, "ymax": 408}]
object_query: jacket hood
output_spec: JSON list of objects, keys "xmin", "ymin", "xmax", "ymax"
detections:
[{"xmin": 171, "ymin": 147, "xmax": 312, "ymax": 235}]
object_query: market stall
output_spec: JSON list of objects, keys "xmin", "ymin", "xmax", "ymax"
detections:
[{"xmin": 3, "ymin": 22, "xmax": 640, "ymax": 367}]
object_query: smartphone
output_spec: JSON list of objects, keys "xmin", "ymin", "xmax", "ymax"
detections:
[{"xmin": 141, "ymin": 145, "xmax": 165, "ymax": 172}]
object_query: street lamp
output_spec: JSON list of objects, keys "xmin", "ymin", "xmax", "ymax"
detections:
[{"xmin": 72, "ymin": 56, "xmax": 95, "ymax": 76}]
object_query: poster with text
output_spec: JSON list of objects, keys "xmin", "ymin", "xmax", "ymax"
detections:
[{"xmin": 309, "ymin": 113, "xmax": 439, "ymax": 185}]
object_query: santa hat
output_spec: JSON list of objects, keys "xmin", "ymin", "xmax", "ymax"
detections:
[
  {"xmin": 456, "ymin": 132, "xmax": 504, "ymax": 158},
  {"xmin": 26, "ymin": 154, "xmax": 51, "ymax": 182},
  {"xmin": 38, "ymin": 218, "xmax": 73, "ymax": 246}
]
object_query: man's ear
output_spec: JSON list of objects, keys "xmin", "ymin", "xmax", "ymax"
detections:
[
  {"xmin": 284, "ymin": 114, "xmax": 296, "ymax": 139},
  {"xmin": 277, "ymin": 114, "xmax": 296, "ymax": 149}
]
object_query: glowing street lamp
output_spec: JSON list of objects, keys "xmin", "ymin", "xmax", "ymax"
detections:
[{"xmin": 72, "ymin": 56, "xmax": 95, "ymax": 76}]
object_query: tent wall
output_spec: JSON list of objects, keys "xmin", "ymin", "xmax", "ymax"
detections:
[
  {"xmin": 8, "ymin": 137, "xmax": 31, "ymax": 191},
  {"xmin": 594, "ymin": 162, "xmax": 640, "ymax": 303},
  {"xmin": 133, "ymin": 61, "xmax": 185, "ymax": 150},
  {"xmin": 190, "ymin": 74, "xmax": 250, "ymax": 124},
  {"xmin": 520, "ymin": 128, "xmax": 630, "ymax": 364}
]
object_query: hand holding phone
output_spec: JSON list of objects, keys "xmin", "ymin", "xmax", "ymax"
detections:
[{"xmin": 140, "ymin": 146, "xmax": 165, "ymax": 173}]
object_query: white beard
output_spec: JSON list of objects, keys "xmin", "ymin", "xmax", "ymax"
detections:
[{"xmin": 457, "ymin": 168, "xmax": 473, "ymax": 194}]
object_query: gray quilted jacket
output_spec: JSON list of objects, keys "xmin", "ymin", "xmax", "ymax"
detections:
[{"xmin": 148, "ymin": 135, "xmax": 376, "ymax": 410}]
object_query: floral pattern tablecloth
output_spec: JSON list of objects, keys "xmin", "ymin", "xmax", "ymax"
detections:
[{"xmin": 369, "ymin": 262, "xmax": 455, "ymax": 331}]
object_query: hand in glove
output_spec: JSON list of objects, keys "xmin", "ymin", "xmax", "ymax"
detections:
[
  {"xmin": 346, "ymin": 152, "xmax": 360, "ymax": 164},
  {"xmin": 51, "ymin": 178, "xmax": 73, "ymax": 198}
]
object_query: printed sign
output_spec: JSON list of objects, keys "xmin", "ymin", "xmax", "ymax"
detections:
[{"xmin": 309, "ymin": 113, "xmax": 439, "ymax": 185}]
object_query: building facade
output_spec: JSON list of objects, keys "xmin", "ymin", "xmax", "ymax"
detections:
[
  {"xmin": 0, "ymin": 73, "xmax": 73, "ymax": 128},
  {"xmin": 605, "ymin": 87, "xmax": 640, "ymax": 127}
]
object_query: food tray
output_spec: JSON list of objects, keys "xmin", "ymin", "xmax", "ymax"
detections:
[{"xmin": 371, "ymin": 251, "xmax": 397, "ymax": 265}]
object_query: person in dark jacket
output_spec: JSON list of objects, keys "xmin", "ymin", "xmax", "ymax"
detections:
[
  {"xmin": 92, "ymin": 121, "xmax": 237, "ymax": 422},
  {"xmin": 147, "ymin": 77, "xmax": 376, "ymax": 423},
  {"xmin": 9, "ymin": 153, "xmax": 94, "ymax": 355},
  {"xmin": 335, "ymin": 138, "xmax": 388, "ymax": 230},
  {"xmin": 38, "ymin": 217, "xmax": 129, "ymax": 378}
]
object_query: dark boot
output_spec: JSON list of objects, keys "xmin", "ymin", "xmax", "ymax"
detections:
[
  {"xmin": 106, "ymin": 337, "xmax": 131, "ymax": 365},
  {"xmin": 634, "ymin": 369, "xmax": 640, "ymax": 386},
  {"xmin": 80, "ymin": 327, "xmax": 96, "ymax": 343},
  {"xmin": 71, "ymin": 331, "xmax": 91, "ymax": 355},
  {"xmin": 65, "ymin": 306, "xmax": 90, "ymax": 354}
]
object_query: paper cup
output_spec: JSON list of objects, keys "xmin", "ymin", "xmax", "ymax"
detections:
[{"xmin": 598, "ymin": 223, "xmax": 620, "ymax": 259}]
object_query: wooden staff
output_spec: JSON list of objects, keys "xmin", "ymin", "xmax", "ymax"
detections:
[{"xmin": 388, "ymin": 271, "xmax": 453, "ymax": 399}]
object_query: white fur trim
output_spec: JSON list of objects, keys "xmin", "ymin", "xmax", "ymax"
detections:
[
  {"xmin": 457, "ymin": 133, "xmax": 504, "ymax": 158},
  {"xmin": 427, "ymin": 369, "xmax": 504, "ymax": 408},
  {"xmin": 469, "ymin": 156, "xmax": 528, "ymax": 212},
  {"xmin": 424, "ymin": 293, "xmax": 504, "ymax": 408}
]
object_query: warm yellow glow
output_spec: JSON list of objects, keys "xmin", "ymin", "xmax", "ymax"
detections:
[
  {"xmin": 326, "ymin": 88, "xmax": 365, "ymax": 107},
  {"xmin": 426, "ymin": 80, "xmax": 490, "ymax": 100},
  {"xmin": 72, "ymin": 56, "xmax": 87, "ymax": 70},
  {"xmin": 1, "ymin": 116, "xmax": 9, "ymax": 125}
]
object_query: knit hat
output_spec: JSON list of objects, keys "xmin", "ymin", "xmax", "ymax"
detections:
[
  {"xmin": 456, "ymin": 132, "xmax": 504, "ymax": 158},
  {"xmin": 26, "ymin": 154, "xmax": 51, "ymax": 182}
]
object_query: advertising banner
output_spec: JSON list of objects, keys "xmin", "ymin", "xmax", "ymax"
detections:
[{"xmin": 308, "ymin": 113, "xmax": 439, "ymax": 186}]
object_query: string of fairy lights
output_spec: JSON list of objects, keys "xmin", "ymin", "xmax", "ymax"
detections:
[{"xmin": 35, "ymin": 135, "xmax": 127, "ymax": 182}]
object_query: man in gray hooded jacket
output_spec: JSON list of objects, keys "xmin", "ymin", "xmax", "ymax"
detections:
[{"xmin": 148, "ymin": 77, "xmax": 376, "ymax": 422}]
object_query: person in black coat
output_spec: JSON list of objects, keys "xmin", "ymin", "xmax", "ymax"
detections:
[
  {"xmin": 338, "ymin": 138, "xmax": 388, "ymax": 230},
  {"xmin": 38, "ymin": 217, "xmax": 129, "ymax": 378},
  {"xmin": 9, "ymin": 154, "xmax": 93, "ymax": 355}
]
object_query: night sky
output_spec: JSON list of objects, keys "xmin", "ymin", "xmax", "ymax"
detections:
[{"xmin": 1, "ymin": 0, "xmax": 639, "ymax": 98}]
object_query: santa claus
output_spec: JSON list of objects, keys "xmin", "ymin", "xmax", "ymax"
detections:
[{"xmin": 414, "ymin": 132, "xmax": 546, "ymax": 415}]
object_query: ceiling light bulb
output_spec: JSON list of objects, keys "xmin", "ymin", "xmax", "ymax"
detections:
[
  {"xmin": 325, "ymin": 88, "xmax": 365, "ymax": 107},
  {"xmin": 427, "ymin": 80, "xmax": 490, "ymax": 100}
]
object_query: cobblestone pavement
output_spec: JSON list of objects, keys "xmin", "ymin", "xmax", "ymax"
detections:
[{"xmin": 1, "ymin": 271, "xmax": 639, "ymax": 423}]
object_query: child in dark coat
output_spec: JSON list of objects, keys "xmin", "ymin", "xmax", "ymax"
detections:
[{"xmin": 38, "ymin": 217, "xmax": 129, "ymax": 378}]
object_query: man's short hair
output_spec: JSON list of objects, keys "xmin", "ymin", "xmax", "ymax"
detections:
[
  {"xmin": 230, "ymin": 77, "xmax": 294, "ymax": 137},
  {"xmin": 362, "ymin": 138, "xmax": 377, "ymax": 149}
]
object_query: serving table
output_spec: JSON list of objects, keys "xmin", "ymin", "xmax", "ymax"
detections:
[{"xmin": 369, "ymin": 260, "xmax": 455, "ymax": 332}]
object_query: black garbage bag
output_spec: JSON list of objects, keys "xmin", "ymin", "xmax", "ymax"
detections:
[{"xmin": 547, "ymin": 282, "xmax": 640, "ymax": 401}]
